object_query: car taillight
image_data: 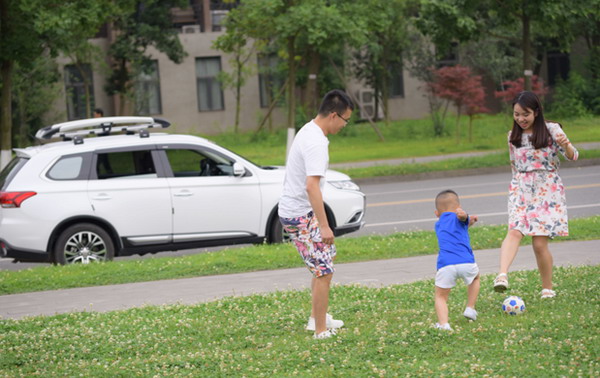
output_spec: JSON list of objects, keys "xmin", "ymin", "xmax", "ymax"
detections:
[{"xmin": 0, "ymin": 191, "xmax": 37, "ymax": 208}]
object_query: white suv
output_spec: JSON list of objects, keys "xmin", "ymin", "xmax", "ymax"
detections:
[{"xmin": 0, "ymin": 117, "xmax": 365, "ymax": 264}]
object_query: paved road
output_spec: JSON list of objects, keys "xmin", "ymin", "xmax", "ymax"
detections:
[{"xmin": 1, "ymin": 239, "xmax": 598, "ymax": 320}]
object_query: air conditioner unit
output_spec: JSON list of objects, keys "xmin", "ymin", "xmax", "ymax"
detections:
[
  {"xmin": 181, "ymin": 25, "xmax": 201, "ymax": 34},
  {"xmin": 211, "ymin": 10, "xmax": 228, "ymax": 32},
  {"xmin": 356, "ymin": 89, "xmax": 384, "ymax": 120}
]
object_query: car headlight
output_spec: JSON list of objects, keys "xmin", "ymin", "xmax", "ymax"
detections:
[{"xmin": 329, "ymin": 180, "xmax": 360, "ymax": 191}]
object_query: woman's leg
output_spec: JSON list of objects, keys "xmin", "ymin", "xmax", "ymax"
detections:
[
  {"xmin": 532, "ymin": 236, "xmax": 553, "ymax": 290},
  {"xmin": 499, "ymin": 229, "xmax": 524, "ymax": 274}
]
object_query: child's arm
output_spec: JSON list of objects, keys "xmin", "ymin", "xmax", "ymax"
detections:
[{"xmin": 456, "ymin": 207, "xmax": 478, "ymax": 227}]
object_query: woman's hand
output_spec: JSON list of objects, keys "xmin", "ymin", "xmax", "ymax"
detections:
[{"xmin": 555, "ymin": 133, "xmax": 571, "ymax": 149}]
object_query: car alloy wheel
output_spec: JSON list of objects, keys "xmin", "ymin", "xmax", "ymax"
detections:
[{"xmin": 54, "ymin": 223, "xmax": 115, "ymax": 264}]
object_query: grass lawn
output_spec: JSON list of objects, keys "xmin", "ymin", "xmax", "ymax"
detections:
[
  {"xmin": 204, "ymin": 114, "xmax": 600, "ymax": 166},
  {"xmin": 1, "ymin": 265, "xmax": 598, "ymax": 376},
  {"xmin": 2, "ymin": 216, "xmax": 599, "ymax": 295}
]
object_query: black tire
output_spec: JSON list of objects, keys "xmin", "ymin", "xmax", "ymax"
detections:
[
  {"xmin": 267, "ymin": 215, "xmax": 289, "ymax": 244},
  {"xmin": 54, "ymin": 223, "xmax": 115, "ymax": 265}
]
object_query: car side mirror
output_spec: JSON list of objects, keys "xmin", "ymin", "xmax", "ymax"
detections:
[{"xmin": 232, "ymin": 162, "xmax": 245, "ymax": 177}]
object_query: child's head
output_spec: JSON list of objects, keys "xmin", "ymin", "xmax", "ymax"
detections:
[{"xmin": 435, "ymin": 189, "xmax": 460, "ymax": 217}]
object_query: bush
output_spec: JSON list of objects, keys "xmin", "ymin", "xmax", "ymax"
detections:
[{"xmin": 548, "ymin": 72, "xmax": 592, "ymax": 119}]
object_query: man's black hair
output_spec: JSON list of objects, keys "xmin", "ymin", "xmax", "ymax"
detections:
[{"xmin": 318, "ymin": 89, "xmax": 354, "ymax": 117}]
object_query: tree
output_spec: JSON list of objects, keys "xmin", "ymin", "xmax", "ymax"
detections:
[
  {"xmin": 216, "ymin": 0, "xmax": 367, "ymax": 130},
  {"xmin": 494, "ymin": 75, "xmax": 548, "ymax": 104},
  {"xmin": 428, "ymin": 65, "xmax": 488, "ymax": 143},
  {"xmin": 213, "ymin": 4, "xmax": 264, "ymax": 133},
  {"xmin": 106, "ymin": 0, "xmax": 187, "ymax": 116},
  {"xmin": 352, "ymin": 0, "xmax": 410, "ymax": 123},
  {"xmin": 0, "ymin": 0, "xmax": 44, "ymax": 168},
  {"xmin": 0, "ymin": 0, "xmax": 119, "ymax": 169},
  {"xmin": 416, "ymin": 0, "xmax": 583, "ymax": 91},
  {"xmin": 403, "ymin": 30, "xmax": 445, "ymax": 136}
]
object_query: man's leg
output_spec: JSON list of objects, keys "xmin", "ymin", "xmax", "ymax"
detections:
[{"xmin": 313, "ymin": 273, "xmax": 333, "ymax": 334}]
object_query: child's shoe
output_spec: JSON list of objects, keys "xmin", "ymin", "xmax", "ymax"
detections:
[
  {"xmin": 313, "ymin": 329, "xmax": 337, "ymax": 339},
  {"xmin": 463, "ymin": 307, "xmax": 477, "ymax": 321},
  {"xmin": 435, "ymin": 323, "xmax": 453, "ymax": 331},
  {"xmin": 306, "ymin": 313, "xmax": 344, "ymax": 331}
]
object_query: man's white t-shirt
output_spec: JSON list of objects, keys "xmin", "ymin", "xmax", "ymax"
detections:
[{"xmin": 278, "ymin": 120, "xmax": 329, "ymax": 218}]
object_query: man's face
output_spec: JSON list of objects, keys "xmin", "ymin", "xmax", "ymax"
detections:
[{"xmin": 332, "ymin": 109, "xmax": 352, "ymax": 134}]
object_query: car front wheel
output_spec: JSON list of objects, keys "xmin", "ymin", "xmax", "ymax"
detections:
[{"xmin": 54, "ymin": 223, "xmax": 115, "ymax": 265}]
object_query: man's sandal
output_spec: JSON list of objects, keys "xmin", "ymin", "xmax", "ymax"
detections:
[
  {"xmin": 493, "ymin": 273, "xmax": 509, "ymax": 292},
  {"xmin": 541, "ymin": 289, "xmax": 556, "ymax": 299}
]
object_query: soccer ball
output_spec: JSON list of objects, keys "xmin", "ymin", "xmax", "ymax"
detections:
[{"xmin": 502, "ymin": 296, "xmax": 526, "ymax": 315}]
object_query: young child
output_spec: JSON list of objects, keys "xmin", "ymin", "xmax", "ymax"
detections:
[{"xmin": 433, "ymin": 190, "xmax": 480, "ymax": 331}]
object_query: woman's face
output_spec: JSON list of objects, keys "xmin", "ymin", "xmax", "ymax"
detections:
[{"xmin": 513, "ymin": 103, "xmax": 537, "ymax": 134}]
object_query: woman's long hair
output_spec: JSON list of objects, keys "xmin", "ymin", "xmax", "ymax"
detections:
[{"xmin": 509, "ymin": 91, "xmax": 552, "ymax": 149}]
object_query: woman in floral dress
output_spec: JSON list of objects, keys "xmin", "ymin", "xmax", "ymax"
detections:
[{"xmin": 493, "ymin": 91, "xmax": 579, "ymax": 298}]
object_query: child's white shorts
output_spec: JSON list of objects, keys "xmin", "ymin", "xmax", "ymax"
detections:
[{"xmin": 435, "ymin": 263, "xmax": 479, "ymax": 289}]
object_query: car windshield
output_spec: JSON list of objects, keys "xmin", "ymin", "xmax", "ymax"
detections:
[{"xmin": 0, "ymin": 157, "xmax": 28, "ymax": 191}]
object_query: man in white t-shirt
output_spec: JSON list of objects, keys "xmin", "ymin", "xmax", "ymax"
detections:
[{"xmin": 279, "ymin": 89, "xmax": 354, "ymax": 340}]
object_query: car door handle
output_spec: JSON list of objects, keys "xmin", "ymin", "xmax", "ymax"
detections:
[
  {"xmin": 91, "ymin": 194, "xmax": 111, "ymax": 201},
  {"xmin": 174, "ymin": 191, "xmax": 193, "ymax": 197}
]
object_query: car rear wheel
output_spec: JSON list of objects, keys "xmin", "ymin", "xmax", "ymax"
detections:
[
  {"xmin": 54, "ymin": 223, "xmax": 115, "ymax": 265},
  {"xmin": 268, "ymin": 215, "xmax": 290, "ymax": 244}
]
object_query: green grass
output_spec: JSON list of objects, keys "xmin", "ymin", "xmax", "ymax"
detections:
[
  {"xmin": 1, "ymin": 265, "xmax": 598, "ymax": 376},
  {"xmin": 2, "ymin": 216, "xmax": 599, "ymax": 295},
  {"xmin": 204, "ymin": 114, "xmax": 600, "ymax": 166},
  {"xmin": 340, "ymin": 149, "xmax": 600, "ymax": 179}
]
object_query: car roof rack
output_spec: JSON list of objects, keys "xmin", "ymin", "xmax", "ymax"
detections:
[{"xmin": 35, "ymin": 116, "xmax": 170, "ymax": 143}]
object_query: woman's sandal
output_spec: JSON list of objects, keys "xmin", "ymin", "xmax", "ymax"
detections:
[
  {"xmin": 541, "ymin": 289, "xmax": 556, "ymax": 299},
  {"xmin": 493, "ymin": 273, "xmax": 509, "ymax": 292}
]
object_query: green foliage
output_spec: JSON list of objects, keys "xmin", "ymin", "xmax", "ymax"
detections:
[
  {"xmin": 105, "ymin": 0, "xmax": 187, "ymax": 101},
  {"xmin": 1, "ymin": 265, "xmax": 598, "ymax": 375},
  {"xmin": 548, "ymin": 72, "xmax": 593, "ymax": 119},
  {"xmin": 1, "ymin": 216, "xmax": 599, "ymax": 295},
  {"xmin": 12, "ymin": 57, "xmax": 62, "ymax": 147}
]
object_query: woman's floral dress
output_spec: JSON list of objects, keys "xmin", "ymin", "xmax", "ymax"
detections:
[{"xmin": 508, "ymin": 122, "xmax": 579, "ymax": 238}]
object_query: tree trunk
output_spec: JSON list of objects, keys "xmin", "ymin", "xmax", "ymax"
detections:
[
  {"xmin": 522, "ymin": 5, "xmax": 532, "ymax": 91},
  {"xmin": 0, "ymin": 59, "xmax": 13, "ymax": 169},
  {"xmin": 305, "ymin": 49, "xmax": 320, "ymax": 116},
  {"xmin": 234, "ymin": 53, "xmax": 242, "ymax": 133},
  {"xmin": 455, "ymin": 105, "xmax": 462, "ymax": 144},
  {"xmin": 287, "ymin": 37, "xmax": 297, "ymax": 130}
]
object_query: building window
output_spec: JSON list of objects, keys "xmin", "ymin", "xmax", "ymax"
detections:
[
  {"xmin": 196, "ymin": 57, "xmax": 224, "ymax": 112},
  {"xmin": 135, "ymin": 61, "xmax": 162, "ymax": 115},
  {"xmin": 389, "ymin": 61, "xmax": 404, "ymax": 98},
  {"xmin": 258, "ymin": 54, "xmax": 284, "ymax": 108},
  {"xmin": 211, "ymin": 10, "xmax": 228, "ymax": 32},
  {"xmin": 436, "ymin": 42, "xmax": 459, "ymax": 68},
  {"xmin": 64, "ymin": 64, "xmax": 95, "ymax": 120}
]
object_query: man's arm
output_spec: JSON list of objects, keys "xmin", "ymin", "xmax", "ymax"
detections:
[{"xmin": 306, "ymin": 175, "xmax": 334, "ymax": 244}]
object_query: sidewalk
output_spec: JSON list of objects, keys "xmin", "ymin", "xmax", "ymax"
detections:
[{"xmin": 1, "ymin": 239, "xmax": 598, "ymax": 320}]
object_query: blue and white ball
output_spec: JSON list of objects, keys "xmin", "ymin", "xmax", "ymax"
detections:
[{"xmin": 502, "ymin": 296, "xmax": 526, "ymax": 315}]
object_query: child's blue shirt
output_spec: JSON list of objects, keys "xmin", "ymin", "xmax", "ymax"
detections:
[{"xmin": 435, "ymin": 212, "xmax": 474, "ymax": 270}]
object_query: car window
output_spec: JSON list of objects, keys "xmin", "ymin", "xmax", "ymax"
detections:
[
  {"xmin": 47, "ymin": 156, "xmax": 84, "ymax": 180},
  {"xmin": 0, "ymin": 157, "xmax": 28, "ymax": 190},
  {"xmin": 165, "ymin": 149, "xmax": 234, "ymax": 177},
  {"xmin": 96, "ymin": 150, "xmax": 157, "ymax": 179}
]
